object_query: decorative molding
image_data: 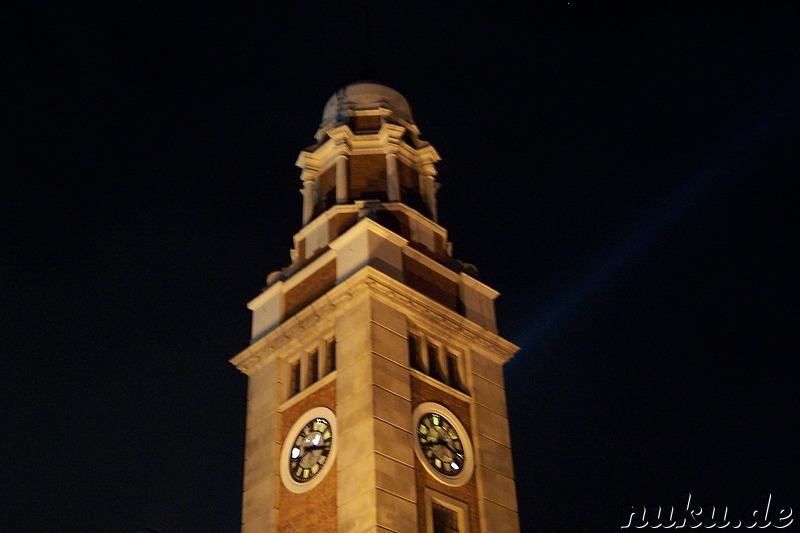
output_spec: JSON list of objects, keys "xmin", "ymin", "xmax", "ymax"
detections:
[
  {"xmin": 296, "ymin": 124, "xmax": 441, "ymax": 186},
  {"xmin": 231, "ymin": 278, "xmax": 369, "ymax": 375},
  {"xmin": 231, "ymin": 266, "xmax": 518, "ymax": 376},
  {"xmin": 411, "ymin": 368, "xmax": 472, "ymax": 404},
  {"xmin": 328, "ymin": 216, "xmax": 409, "ymax": 251},
  {"xmin": 292, "ymin": 204, "xmax": 359, "ymax": 243},
  {"xmin": 364, "ymin": 272, "xmax": 518, "ymax": 363}
]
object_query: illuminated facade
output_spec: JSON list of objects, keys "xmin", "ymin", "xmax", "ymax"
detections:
[{"xmin": 231, "ymin": 82, "xmax": 520, "ymax": 532}]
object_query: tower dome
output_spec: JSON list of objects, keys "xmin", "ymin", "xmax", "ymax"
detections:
[{"xmin": 316, "ymin": 81, "xmax": 414, "ymax": 140}]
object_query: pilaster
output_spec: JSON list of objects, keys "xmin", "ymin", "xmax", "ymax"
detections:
[{"xmin": 241, "ymin": 355, "xmax": 281, "ymax": 531}]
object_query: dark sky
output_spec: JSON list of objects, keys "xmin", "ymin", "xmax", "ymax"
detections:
[{"xmin": 4, "ymin": 3, "xmax": 799, "ymax": 531}]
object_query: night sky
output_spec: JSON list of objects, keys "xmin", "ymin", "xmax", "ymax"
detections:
[{"xmin": 5, "ymin": 3, "xmax": 799, "ymax": 532}]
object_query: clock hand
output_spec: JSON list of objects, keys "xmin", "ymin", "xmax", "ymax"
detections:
[
  {"xmin": 421, "ymin": 438, "xmax": 456, "ymax": 458},
  {"xmin": 427, "ymin": 437, "xmax": 463, "ymax": 461},
  {"xmin": 443, "ymin": 443, "xmax": 465, "ymax": 460}
]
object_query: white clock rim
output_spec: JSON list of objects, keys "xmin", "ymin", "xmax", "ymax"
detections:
[
  {"xmin": 412, "ymin": 401, "xmax": 475, "ymax": 487},
  {"xmin": 280, "ymin": 406, "xmax": 338, "ymax": 494}
]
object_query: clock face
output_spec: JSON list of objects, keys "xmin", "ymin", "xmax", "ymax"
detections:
[
  {"xmin": 412, "ymin": 402, "xmax": 474, "ymax": 486},
  {"xmin": 417, "ymin": 412, "xmax": 465, "ymax": 476},
  {"xmin": 288, "ymin": 417, "xmax": 333, "ymax": 483},
  {"xmin": 280, "ymin": 406, "xmax": 337, "ymax": 493}
]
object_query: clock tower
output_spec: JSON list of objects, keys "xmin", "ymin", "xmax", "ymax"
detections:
[{"xmin": 231, "ymin": 82, "xmax": 520, "ymax": 532}]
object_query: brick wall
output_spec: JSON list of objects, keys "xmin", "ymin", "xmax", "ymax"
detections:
[
  {"xmin": 350, "ymin": 114, "xmax": 382, "ymax": 132},
  {"xmin": 349, "ymin": 154, "xmax": 387, "ymax": 200},
  {"xmin": 403, "ymin": 255, "xmax": 459, "ymax": 311},
  {"xmin": 277, "ymin": 381, "xmax": 337, "ymax": 531},
  {"xmin": 398, "ymin": 160, "xmax": 419, "ymax": 191},
  {"xmin": 315, "ymin": 165, "xmax": 337, "ymax": 216},
  {"xmin": 328, "ymin": 212, "xmax": 359, "ymax": 242},
  {"xmin": 411, "ymin": 376, "xmax": 480, "ymax": 532},
  {"xmin": 283, "ymin": 260, "xmax": 336, "ymax": 319}
]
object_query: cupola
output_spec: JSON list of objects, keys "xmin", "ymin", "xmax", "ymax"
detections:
[{"xmin": 296, "ymin": 81, "xmax": 441, "ymax": 225}]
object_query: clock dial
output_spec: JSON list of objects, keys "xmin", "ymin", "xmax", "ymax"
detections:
[
  {"xmin": 417, "ymin": 412, "xmax": 465, "ymax": 476},
  {"xmin": 413, "ymin": 402, "xmax": 474, "ymax": 486},
  {"xmin": 288, "ymin": 417, "xmax": 333, "ymax": 483},
  {"xmin": 280, "ymin": 406, "xmax": 337, "ymax": 493}
]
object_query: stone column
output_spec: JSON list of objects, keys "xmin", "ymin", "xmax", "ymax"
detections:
[
  {"xmin": 240, "ymin": 356, "xmax": 281, "ymax": 532},
  {"xmin": 301, "ymin": 176, "xmax": 315, "ymax": 226},
  {"xmin": 422, "ymin": 172, "xmax": 439, "ymax": 222},
  {"xmin": 336, "ymin": 154, "xmax": 348, "ymax": 204},
  {"xmin": 336, "ymin": 290, "xmax": 418, "ymax": 532},
  {"xmin": 386, "ymin": 152, "xmax": 399, "ymax": 202}
]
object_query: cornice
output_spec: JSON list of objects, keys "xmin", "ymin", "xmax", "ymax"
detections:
[
  {"xmin": 230, "ymin": 266, "xmax": 518, "ymax": 376},
  {"xmin": 295, "ymin": 124, "xmax": 440, "ymax": 180},
  {"xmin": 363, "ymin": 270, "xmax": 519, "ymax": 364},
  {"xmin": 328, "ymin": 216, "xmax": 409, "ymax": 250},
  {"xmin": 230, "ymin": 274, "xmax": 370, "ymax": 375}
]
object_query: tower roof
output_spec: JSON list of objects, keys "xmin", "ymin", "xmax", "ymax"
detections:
[{"xmin": 317, "ymin": 81, "xmax": 413, "ymax": 139}]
